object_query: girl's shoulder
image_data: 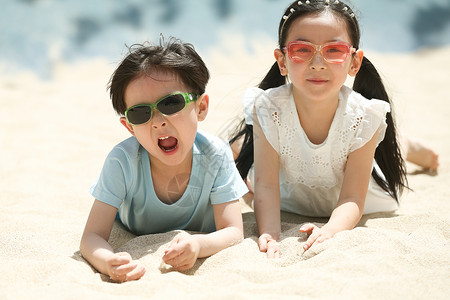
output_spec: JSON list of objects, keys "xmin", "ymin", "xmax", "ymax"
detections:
[
  {"xmin": 341, "ymin": 85, "xmax": 390, "ymax": 118},
  {"xmin": 243, "ymin": 84, "xmax": 292, "ymax": 125},
  {"xmin": 245, "ymin": 84, "xmax": 292, "ymax": 102},
  {"xmin": 337, "ymin": 86, "xmax": 392, "ymax": 153},
  {"xmin": 244, "ymin": 84, "xmax": 291, "ymax": 110}
]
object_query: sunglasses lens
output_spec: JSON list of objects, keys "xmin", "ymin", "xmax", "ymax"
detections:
[
  {"xmin": 288, "ymin": 43, "xmax": 315, "ymax": 63},
  {"xmin": 157, "ymin": 94, "xmax": 186, "ymax": 115},
  {"xmin": 322, "ymin": 44, "xmax": 349, "ymax": 62},
  {"xmin": 286, "ymin": 42, "xmax": 351, "ymax": 63},
  {"xmin": 125, "ymin": 93, "xmax": 193, "ymax": 125},
  {"xmin": 127, "ymin": 106, "xmax": 152, "ymax": 125}
]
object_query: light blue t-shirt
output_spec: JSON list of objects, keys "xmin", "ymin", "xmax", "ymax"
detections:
[{"xmin": 90, "ymin": 130, "xmax": 248, "ymax": 235}]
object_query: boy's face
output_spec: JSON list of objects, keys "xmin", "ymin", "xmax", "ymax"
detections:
[{"xmin": 120, "ymin": 72, "xmax": 208, "ymax": 169}]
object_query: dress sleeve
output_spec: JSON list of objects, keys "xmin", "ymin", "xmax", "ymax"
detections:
[
  {"xmin": 243, "ymin": 87, "xmax": 280, "ymax": 153},
  {"xmin": 243, "ymin": 87, "xmax": 259, "ymax": 125},
  {"xmin": 349, "ymin": 98, "xmax": 391, "ymax": 152}
]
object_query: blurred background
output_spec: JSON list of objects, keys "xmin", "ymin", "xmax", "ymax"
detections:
[{"xmin": 1, "ymin": 0, "xmax": 450, "ymax": 78}]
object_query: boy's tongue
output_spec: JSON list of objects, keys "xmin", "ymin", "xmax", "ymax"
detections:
[{"xmin": 158, "ymin": 136, "xmax": 178, "ymax": 152}]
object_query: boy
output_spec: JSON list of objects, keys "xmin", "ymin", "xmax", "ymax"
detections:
[{"xmin": 80, "ymin": 38, "xmax": 248, "ymax": 282}]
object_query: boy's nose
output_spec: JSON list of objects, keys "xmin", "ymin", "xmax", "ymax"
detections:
[{"xmin": 151, "ymin": 111, "xmax": 166, "ymax": 128}]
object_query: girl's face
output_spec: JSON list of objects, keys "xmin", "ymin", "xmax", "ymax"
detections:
[
  {"xmin": 120, "ymin": 72, "xmax": 208, "ymax": 169},
  {"xmin": 275, "ymin": 11, "xmax": 363, "ymax": 103}
]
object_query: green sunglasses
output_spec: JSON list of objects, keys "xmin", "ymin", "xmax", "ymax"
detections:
[{"xmin": 125, "ymin": 92, "xmax": 199, "ymax": 125}]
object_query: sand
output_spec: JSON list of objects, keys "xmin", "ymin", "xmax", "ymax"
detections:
[{"xmin": 1, "ymin": 41, "xmax": 449, "ymax": 299}]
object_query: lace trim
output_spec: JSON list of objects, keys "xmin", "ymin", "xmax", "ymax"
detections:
[{"xmin": 252, "ymin": 85, "xmax": 388, "ymax": 189}]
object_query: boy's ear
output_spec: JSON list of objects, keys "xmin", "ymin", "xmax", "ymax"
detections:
[
  {"xmin": 196, "ymin": 94, "xmax": 209, "ymax": 121},
  {"xmin": 274, "ymin": 49, "xmax": 288, "ymax": 76},
  {"xmin": 120, "ymin": 117, "xmax": 135, "ymax": 136},
  {"xmin": 348, "ymin": 49, "xmax": 364, "ymax": 77}
]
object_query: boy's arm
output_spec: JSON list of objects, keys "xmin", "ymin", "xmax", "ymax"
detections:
[
  {"xmin": 80, "ymin": 200, "xmax": 117, "ymax": 272},
  {"xmin": 163, "ymin": 199, "xmax": 243, "ymax": 270},
  {"xmin": 80, "ymin": 199, "xmax": 145, "ymax": 281},
  {"xmin": 198, "ymin": 199, "xmax": 244, "ymax": 257}
]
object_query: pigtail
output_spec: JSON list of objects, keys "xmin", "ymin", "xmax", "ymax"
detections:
[
  {"xmin": 353, "ymin": 56, "xmax": 408, "ymax": 201},
  {"xmin": 259, "ymin": 62, "xmax": 287, "ymax": 90},
  {"xmin": 229, "ymin": 62, "xmax": 287, "ymax": 179},
  {"xmin": 229, "ymin": 120, "xmax": 254, "ymax": 179}
]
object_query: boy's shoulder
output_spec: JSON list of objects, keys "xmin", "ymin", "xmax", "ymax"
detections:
[
  {"xmin": 107, "ymin": 136, "xmax": 141, "ymax": 162},
  {"xmin": 194, "ymin": 130, "xmax": 229, "ymax": 158}
]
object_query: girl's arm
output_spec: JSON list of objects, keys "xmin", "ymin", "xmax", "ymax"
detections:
[
  {"xmin": 253, "ymin": 107, "xmax": 281, "ymax": 257},
  {"xmin": 162, "ymin": 199, "xmax": 243, "ymax": 270},
  {"xmin": 80, "ymin": 200, "xmax": 145, "ymax": 281},
  {"xmin": 301, "ymin": 131, "xmax": 379, "ymax": 250}
]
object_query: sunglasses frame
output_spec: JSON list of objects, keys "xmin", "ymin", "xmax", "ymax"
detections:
[
  {"xmin": 283, "ymin": 41, "xmax": 355, "ymax": 64},
  {"xmin": 125, "ymin": 92, "xmax": 199, "ymax": 126}
]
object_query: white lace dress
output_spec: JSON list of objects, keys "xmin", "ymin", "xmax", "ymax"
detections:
[{"xmin": 244, "ymin": 84, "xmax": 398, "ymax": 217}]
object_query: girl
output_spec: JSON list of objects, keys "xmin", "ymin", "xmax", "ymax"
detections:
[{"xmin": 230, "ymin": 0, "xmax": 410, "ymax": 257}]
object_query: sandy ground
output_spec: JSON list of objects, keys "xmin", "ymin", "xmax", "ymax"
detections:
[{"xmin": 1, "ymin": 40, "xmax": 449, "ymax": 299}]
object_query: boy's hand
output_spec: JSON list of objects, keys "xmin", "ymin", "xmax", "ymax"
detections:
[
  {"xmin": 300, "ymin": 223, "xmax": 334, "ymax": 251},
  {"xmin": 163, "ymin": 232, "xmax": 200, "ymax": 271},
  {"xmin": 258, "ymin": 233, "xmax": 280, "ymax": 258},
  {"xmin": 107, "ymin": 252, "xmax": 146, "ymax": 282}
]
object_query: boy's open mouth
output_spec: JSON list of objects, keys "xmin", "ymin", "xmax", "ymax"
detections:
[{"xmin": 158, "ymin": 136, "xmax": 178, "ymax": 152}]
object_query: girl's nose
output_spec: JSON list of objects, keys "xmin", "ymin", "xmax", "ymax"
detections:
[
  {"xmin": 151, "ymin": 111, "xmax": 167, "ymax": 128},
  {"xmin": 309, "ymin": 52, "xmax": 327, "ymax": 70}
]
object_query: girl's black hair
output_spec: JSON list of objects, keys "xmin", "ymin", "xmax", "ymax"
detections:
[{"xmin": 230, "ymin": 0, "xmax": 407, "ymax": 201}]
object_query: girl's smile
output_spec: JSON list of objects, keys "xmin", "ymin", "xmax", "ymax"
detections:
[{"xmin": 307, "ymin": 78, "xmax": 329, "ymax": 85}]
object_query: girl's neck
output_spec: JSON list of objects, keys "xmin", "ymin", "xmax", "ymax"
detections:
[
  {"xmin": 291, "ymin": 85, "xmax": 340, "ymax": 113},
  {"xmin": 292, "ymin": 86, "xmax": 340, "ymax": 145}
]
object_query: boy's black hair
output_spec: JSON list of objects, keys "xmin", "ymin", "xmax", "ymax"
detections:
[{"xmin": 108, "ymin": 37, "xmax": 210, "ymax": 115}]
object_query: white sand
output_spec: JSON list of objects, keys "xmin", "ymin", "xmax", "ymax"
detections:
[{"xmin": 1, "ymin": 41, "xmax": 449, "ymax": 299}]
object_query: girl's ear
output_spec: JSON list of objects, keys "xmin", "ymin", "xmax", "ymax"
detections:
[
  {"xmin": 274, "ymin": 49, "xmax": 288, "ymax": 76},
  {"xmin": 196, "ymin": 94, "xmax": 209, "ymax": 122},
  {"xmin": 348, "ymin": 49, "xmax": 364, "ymax": 77},
  {"xmin": 120, "ymin": 117, "xmax": 135, "ymax": 136}
]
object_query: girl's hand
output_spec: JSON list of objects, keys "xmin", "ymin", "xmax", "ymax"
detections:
[
  {"xmin": 163, "ymin": 232, "xmax": 201, "ymax": 271},
  {"xmin": 258, "ymin": 233, "xmax": 280, "ymax": 258},
  {"xmin": 107, "ymin": 252, "xmax": 146, "ymax": 282},
  {"xmin": 300, "ymin": 223, "xmax": 335, "ymax": 251}
]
